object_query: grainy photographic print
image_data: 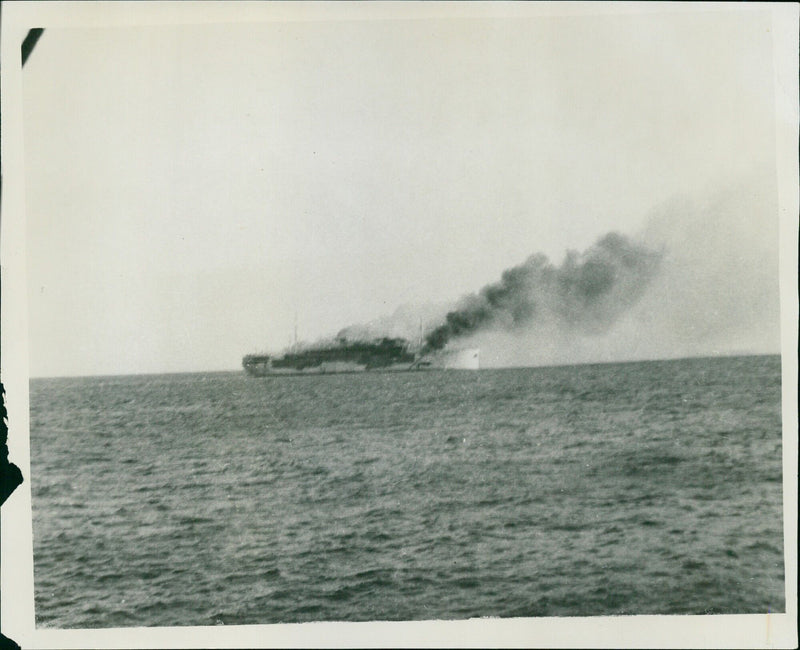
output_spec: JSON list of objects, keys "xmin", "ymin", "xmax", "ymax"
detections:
[{"xmin": 1, "ymin": 2, "xmax": 797, "ymax": 648}]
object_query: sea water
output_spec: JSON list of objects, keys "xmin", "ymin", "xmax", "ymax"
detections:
[{"xmin": 28, "ymin": 355, "xmax": 785, "ymax": 627}]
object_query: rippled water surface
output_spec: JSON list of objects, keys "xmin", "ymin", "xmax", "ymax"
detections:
[{"xmin": 30, "ymin": 355, "xmax": 785, "ymax": 627}]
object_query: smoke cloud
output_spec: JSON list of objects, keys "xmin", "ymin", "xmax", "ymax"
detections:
[
  {"xmin": 624, "ymin": 172, "xmax": 781, "ymax": 359},
  {"xmin": 472, "ymin": 171, "xmax": 781, "ymax": 367},
  {"xmin": 335, "ymin": 302, "xmax": 450, "ymax": 346},
  {"xmin": 423, "ymin": 233, "xmax": 662, "ymax": 352},
  {"xmin": 308, "ymin": 170, "xmax": 779, "ymax": 367}
]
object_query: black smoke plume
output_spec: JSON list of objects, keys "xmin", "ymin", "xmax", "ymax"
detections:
[{"xmin": 423, "ymin": 232, "xmax": 662, "ymax": 352}]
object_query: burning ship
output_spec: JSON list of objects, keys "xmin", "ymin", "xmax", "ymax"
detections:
[
  {"xmin": 242, "ymin": 232, "xmax": 660, "ymax": 377},
  {"xmin": 242, "ymin": 337, "xmax": 479, "ymax": 377}
]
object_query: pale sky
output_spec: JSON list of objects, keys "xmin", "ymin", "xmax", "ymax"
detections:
[{"xmin": 22, "ymin": 6, "xmax": 783, "ymax": 376}]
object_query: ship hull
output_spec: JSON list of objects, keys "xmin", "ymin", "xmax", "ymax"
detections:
[
  {"xmin": 243, "ymin": 348, "xmax": 480, "ymax": 377},
  {"xmin": 243, "ymin": 360, "xmax": 419, "ymax": 377}
]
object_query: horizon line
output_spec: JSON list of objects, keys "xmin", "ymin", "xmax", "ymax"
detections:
[{"xmin": 26, "ymin": 350, "xmax": 782, "ymax": 381}]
